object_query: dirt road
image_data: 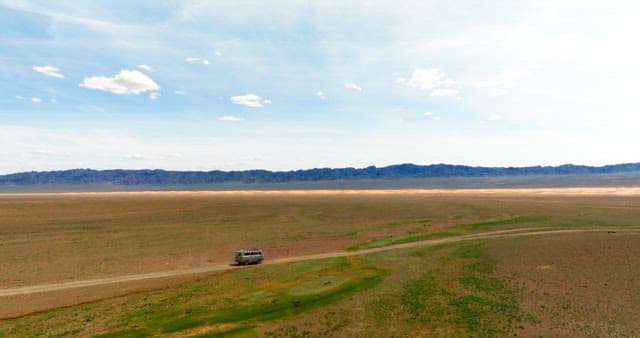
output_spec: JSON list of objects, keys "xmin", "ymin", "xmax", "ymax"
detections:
[{"xmin": 1, "ymin": 227, "xmax": 638, "ymax": 299}]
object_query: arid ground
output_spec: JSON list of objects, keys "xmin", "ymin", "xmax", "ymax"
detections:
[{"xmin": 1, "ymin": 188, "xmax": 640, "ymax": 336}]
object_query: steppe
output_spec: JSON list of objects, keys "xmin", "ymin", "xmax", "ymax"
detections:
[{"xmin": 1, "ymin": 188, "xmax": 639, "ymax": 337}]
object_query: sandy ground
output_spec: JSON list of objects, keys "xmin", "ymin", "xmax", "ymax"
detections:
[
  {"xmin": 2, "ymin": 186, "xmax": 640, "ymax": 198},
  {"xmin": 2, "ymin": 227, "xmax": 639, "ymax": 319}
]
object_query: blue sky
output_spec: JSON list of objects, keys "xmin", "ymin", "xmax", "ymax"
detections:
[{"xmin": 1, "ymin": 1, "xmax": 639, "ymax": 173}]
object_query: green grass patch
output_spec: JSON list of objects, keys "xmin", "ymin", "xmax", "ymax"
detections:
[
  {"xmin": 347, "ymin": 231, "xmax": 456, "ymax": 251},
  {"xmin": 191, "ymin": 326, "xmax": 255, "ymax": 338},
  {"xmin": 379, "ymin": 241, "xmax": 524, "ymax": 337},
  {"xmin": 461, "ymin": 216, "xmax": 547, "ymax": 231},
  {"xmin": 93, "ymin": 328, "xmax": 150, "ymax": 338},
  {"xmin": 201, "ymin": 272, "xmax": 385, "ymax": 326},
  {"xmin": 450, "ymin": 294, "xmax": 519, "ymax": 336}
]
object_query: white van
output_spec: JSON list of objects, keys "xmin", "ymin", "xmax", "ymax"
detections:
[{"xmin": 234, "ymin": 248, "xmax": 264, "ymax": 265}]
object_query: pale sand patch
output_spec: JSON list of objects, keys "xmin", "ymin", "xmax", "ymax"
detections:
[{"xmin": 3, "ymin": 187, "xmax": 640, "ymax": 198}]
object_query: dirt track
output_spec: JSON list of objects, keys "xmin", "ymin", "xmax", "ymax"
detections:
[{"xmin": 2, "ymin": 227, "xmax": 638, "ymax": 298}]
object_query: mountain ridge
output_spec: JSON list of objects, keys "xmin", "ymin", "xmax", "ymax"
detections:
[{"xmin": 2, "ymin": 162, "xmax": 640, "ymax": 186}]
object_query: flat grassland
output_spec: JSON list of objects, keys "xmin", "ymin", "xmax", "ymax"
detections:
[{"xmin": 1, "ymin": 188, "xmax": 640, "ymax": 336}]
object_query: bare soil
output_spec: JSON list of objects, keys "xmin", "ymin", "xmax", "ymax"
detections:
[{"xmin": 488, "ymin": 232, "xmax": 640, "ymax": 337}]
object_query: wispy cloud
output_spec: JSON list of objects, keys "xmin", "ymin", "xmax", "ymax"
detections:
[
  {"xmin": 219, "ymin": 115, "xmax": 244, "ymax": 122},
  {"xmin": 31, "ymin": 97, "xmax": 42, "ymax": 103},
  {"xmin": 488, "ymin": 114, "xmax": 502, "ymax": 121},
  {"xmin": 79, "ymin": 70, "xmax": 160, "ymax": 95},
  {"xmin": 149, "ymin": 92, "xmax": 160, "ymax": 100},
  {"xmin": 470, "ymin": 70, "xmax": 530, "ymax": 97},
  {"xmin": 15, "ymin": 96, "xmax": 25, "ymax": 100},
  {"xmin": 185, "ymin": 56, "xmax": 210, "ymax": 65},
  {"xmin": 424, "ymin": 111, "xmax": 441, "ymax": 120},
  {"xmin": 344, "ymin": 82, "xmax": 362, "ymax": 91},
  {"xmin": 32, "ymin": 66, "xmax": 64, "ymax": 79},
  {"xmin": 230, "ymin": 93, "xmax": 270, "ymax": 108},
  {"xmin": 137, "ymin": 64, "xmax": 153, "ymax": 72},
  {"xmin": 316, "ymin": 90, "xmax": 326, "ymax": 100}
]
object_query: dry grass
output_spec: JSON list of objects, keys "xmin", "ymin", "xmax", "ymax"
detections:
[{"xmin": 3, "ymin": 190, "xmax": 640, "ymax": 288}]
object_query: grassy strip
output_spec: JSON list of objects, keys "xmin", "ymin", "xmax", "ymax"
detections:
[
  {"xmin": 345, "ymin": 217, "xmax": 432, "ymax": 237},
  {"xmin": 160, "ymin": 270, "xmax": 386, "ymax": 334},
  {"xmin": 191, "ymin": 326, "xmax": 255, "ymax": 338},
  {"xmin": 461, "ymin": 216, "xmax": 547, "ymax": 230},
  {"xmin": 347, "ymin": 231, "xmax": 456, "ymax": 251}
]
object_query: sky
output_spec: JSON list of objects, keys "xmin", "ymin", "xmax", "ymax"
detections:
[{"xmin": 1, "ymin": 0, "xmax": 639, "ymax": 174}]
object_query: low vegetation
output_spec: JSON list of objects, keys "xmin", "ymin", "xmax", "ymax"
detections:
[
  {"xmin": 347, "ymin": 231, "xmax": 456, "ymax": 251},
  {"xmin": 460, "ymin": 216, "xmax": 547, "ymax": 231},
  {"xmin": 0, "ymin": 241, "xmax": 530, "ymax": 337},
  {"xmin": 0, "ymin": 257, "xmax": 387, "ymax": 337},
  {"xmin": 2, "ymin": 192, "xmax": 640, "ymax": 336}
]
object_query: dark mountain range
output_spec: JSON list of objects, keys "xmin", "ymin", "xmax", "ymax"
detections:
[{"xmin": 2, "ymin": 163, "xmax": 640, "ymax": 186}]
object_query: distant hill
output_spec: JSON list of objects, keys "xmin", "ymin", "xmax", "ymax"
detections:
[{"xmin": 2, "ymin": 163, "xmax": 640, "ymax": 190}]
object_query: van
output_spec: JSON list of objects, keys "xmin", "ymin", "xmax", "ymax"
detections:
[{"xmin": 235, "ymin": 248, "xmax": 264, "ymax": 265}]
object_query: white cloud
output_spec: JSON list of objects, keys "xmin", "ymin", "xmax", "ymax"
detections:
[
  {"xmin": 317, "ymin": 90, "xmax": 326, "ymax": 100},
  {"xmin": 149, "ymin": 92, "xmax": 161, "ymax": 100},
  {"xmin": 31, "ymin": 97, "xmax": 42, "ymax": 103},
  {"xmin": 429, "ymin": 89, "xmax": 458, "ymax": 97},
  {"xmin": 230, "ymin": 93, "xmax": 270, "ymax": 108},
  {"xmin": 396, "ymin": 68, "xmax": 454, "ymax": 91},
  {"xmin": 344, "ymin": 82, "xmax": 362, "ymax": 91},
  {"xmin": 219, "ymin": 115, "xmax": 244, "ymax": 122},
  {"xmin": 137, "ymin": 64, "xmax": 153, "ymax": 72},
  {"xmin": 215, "ymin": 51, "xmax": 222, "ymax": 57},
  {"xmin": 50, "ymin": 98, "xmax": 57, "ymax": 103},
  {"xmin": 174, "ymin": 90, "xmax": 186, "ymax": 95},
  {"xmin": 424, "ymin": 111, "xmax": 441, "ymax": 120},
  {"xmin": 15, "ymin": 95, "xmax": 25, "ymax": 100},
  {"xmin": 32, "ymin": 65, "xmax": 64, "ymax": 79},
  {"xmin": 185, "ymin": 56, "xmax": 211, "ymax": 65},
  {"xmin": 488, "ymin": 114, "xmax": 502, "ymax": 121},
  {"xmin": 79, "ymin": 70, "xmax": 160, "ymax": 95}
]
